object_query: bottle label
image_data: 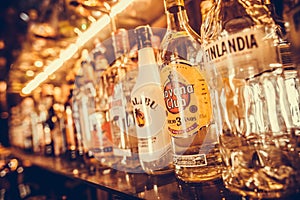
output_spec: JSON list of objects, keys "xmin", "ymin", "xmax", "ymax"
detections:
[
  {"xmin": 89, "ymin": 112, "xmax": 113, "ymax": 156},
  {"xmin": 204, "ymin": 28, "xmax": 278, "ymax": 78},
  {"xmin": 160, "ymin": 63, "xmax": 212, "ymax": 137},
  {"xmin": 131, "ymin": 83, "xmax": 171, "ymax": 162},
  {"xmin": 173, "ymin": 154, "xmax": 207, "ymax": 167}
]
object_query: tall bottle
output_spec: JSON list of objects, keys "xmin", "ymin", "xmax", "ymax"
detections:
[
  {"xmin": 283, "ymin": 0, "xmax": 300, "ymax": 130},
  {"xmin": 158, "ymin": 0, "xmax": 223, "ymax": 182},
  {"xmin": 201, "ymin": 0, "xmax": 300, "ymax": 198},
  {"xmin": 285, "ymin": 0, "xmax": 300, "ymax": 66},
  {"xmin": 76, "ymin": 52, "xmax": 114, "ymax": 168},
  {"xmin": 107, "ymin": 28, "xmax": 142, "ymax": 173},
  {"xmin": 73, "ymin": 75, "xmax": 98, "ymax": 168},
  {"xmin": 131, "ymin": 25, "xmax": 173, "ymax": 175},
  {"xmin": 63, "ymin": 93, "xmax": 78, "ymax": 161}
]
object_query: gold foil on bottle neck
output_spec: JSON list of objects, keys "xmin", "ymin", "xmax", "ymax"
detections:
[{"xmin": 165, "ymin": 0, "xmax": 185, "ymax": 9}]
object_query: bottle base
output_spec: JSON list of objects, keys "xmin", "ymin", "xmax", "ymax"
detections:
[
  {"xmin": 142, "ymin": 162, "xmax": 174, "ymax": 175},
  {"xmin": 174, "ymin": 165, "xmax": 223, "ymax": 183}
]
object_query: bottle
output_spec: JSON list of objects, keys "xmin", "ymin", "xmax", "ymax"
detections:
[
  {"xmin": 71, "ymin": 90, "xmax": 85, "ymax": 162},
  {"xmin": 42, "ymin": 94, "xmax": 55, "ymax": 157},
  {"xmin": 158, "ymin": 0, "xmax": 223, "ymax": 182},
  {"xmin": 285, "ymin": 0, "xmax": 300, "ymax": 66},
  {"xmin": 131, "ymin": 25, "xmax": 174, "ymax": 175},
  {"xmin": 266, "ymin": 0, "xmax": 300, "ymax": 129},
  {"xmin": 201, "ymin": 0, "xmax": 300, "ymax": 198},
  {"xmin": 107, "ymin": 28, "xmax": 142, "ymax": 173},
  {"xmin": 74, "ymin": 76, "xmax": 99, "ymax": 169},
  {"xmin": 20, "ymin": 97, "xmax": 35, "ymax": 153},
  {"xmin": 64, "ymin": 96, "xmax": 77, "ymax": 161},
  {"xmin": 77, "ymin": 56, "xmax": 114, "ymax": 168},
  {"xmin": 284, "ymin": 0, "xmax": 300, "ymax": 162},
  {"xmin": 91, "ymin": 39, "xmax": 109, "ymax": 83}
]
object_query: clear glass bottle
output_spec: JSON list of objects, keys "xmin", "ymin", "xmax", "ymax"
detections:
[
  {"xmin": 71, "ymin": 89, "xmax": 85, "ymax": 162},
  {"xmin": 285, "ymin": 0, "xmax": 300, "ymax": 66},
  {"xmin": 63, "ymin": 102, "xmax": 77, "ymax": 161},
  {"xmin": 131, "ymin": 25, "xmax": 174, "ymax": 175},
  {"xmin": 282, "ymin": 0, "xmax": 300, "ymax": 130},
  {"xmin": 201, "ymin": 0, "xmax": 300, "ymax": 198},
  {"xmin": 74, "ymin": 75, "xmax": 99, "ymax": 168},
  {"xmin": 285, "ymin": 0, "xmax": 300, "ymax": 159},
  {"xmin": 77, "ymin": 55, "xmax": 114, "ymax": 168},
  {"xmin": 107, "ymin": 28, "xmax": 141, "ymax": 173},
  {"xmin": 158, "ymin": 0, "xmax": 223, "ymax": 182}
]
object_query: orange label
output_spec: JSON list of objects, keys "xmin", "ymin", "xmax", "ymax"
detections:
[{"xmin": 161, "ymin": 63, "xmax": 212, "ymax": 136}]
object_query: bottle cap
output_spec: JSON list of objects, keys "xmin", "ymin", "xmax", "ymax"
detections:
[{"xmin": 134, "ymin": 25, "xmax": 153, "ymax": 50}]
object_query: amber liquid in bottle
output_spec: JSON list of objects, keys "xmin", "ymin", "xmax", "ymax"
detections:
[{"xmin": 158, "ymin": 0, "xmax": 223, "ymax": 182}]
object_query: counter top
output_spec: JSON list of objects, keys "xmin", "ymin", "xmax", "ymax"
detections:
[{"xmin": 7, "ymin": 148, "xmax": 300, "ymax": 200}]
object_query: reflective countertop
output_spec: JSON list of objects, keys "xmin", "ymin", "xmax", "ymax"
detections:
[{"xmin": 6, "ymin": 148, "xmax": 300, "ymax": 200}]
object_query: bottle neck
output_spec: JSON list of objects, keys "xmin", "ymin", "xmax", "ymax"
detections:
[
  {"xmin": 166, "ymin": 5, "xmax": 190, "ymax": 31},
  {"xmin": 112, "ymin": 30, "xmax": 130, "ymax": 62},
  {"xmin": 138, "ymin": 47, "xmax": 156, "ymax": 67},
  {"xmin": 221, "ymin": 0, "xmax": 275, "ymax": 32}
]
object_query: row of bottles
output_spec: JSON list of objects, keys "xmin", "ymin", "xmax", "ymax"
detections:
[
  {"xmin": 8, "ymin": 1, "xmax": 300, "ymax": 193},
  {"xmin": 72, "ymin": 25, "xmax": 174, "ymax": 175},
  {"xmin": 9, "ymin": 83, "xmax": 84, "ymax": 162},
  {"xmin": 70, "ymin": 0, "xmax": 224, "ymax": 182}
]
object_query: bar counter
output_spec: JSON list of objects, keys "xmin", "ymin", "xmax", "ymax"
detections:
[{"xmin": 5, "ymin": 148, "xmax": 300, "ymax": 200}]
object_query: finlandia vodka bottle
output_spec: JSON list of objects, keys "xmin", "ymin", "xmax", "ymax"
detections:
[
  {"xmin": 158, "ymin": 0, "xmax": 223, "ymax": 182},
  {"xmin": 201, "ymin": 0, "xmax": 300, "ymax": 198},
  {"xmin": 131, "ymin": 25, "xmax": 174, "ymax": 175},
  {"xmin": 108, "ymin": 28, "xmax": 141, "ymax": 173}
]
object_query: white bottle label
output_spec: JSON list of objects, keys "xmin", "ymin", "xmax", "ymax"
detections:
[
  {"xmin": 173, "ymin": 154, "xmax": 207, "ymax": 167},
  {"xmin": 131, "ymin": 83, "xmax": 171, "ymax": 162},
  {"xmin": 204, "ymin": 28, "xmax": 279, "ymax": 78}
]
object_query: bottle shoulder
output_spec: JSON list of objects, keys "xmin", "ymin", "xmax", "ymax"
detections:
[{"xmin": 159, "ymin": 31, "xmax": 204, "ymax": 66}]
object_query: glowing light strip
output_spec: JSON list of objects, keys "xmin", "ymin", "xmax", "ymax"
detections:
[{"xmin": 21, "ymin": 0, "xmax": 134, "ymax": 95}]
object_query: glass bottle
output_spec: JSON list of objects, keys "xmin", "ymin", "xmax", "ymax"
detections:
[
  {"xmin": 285, "ymin": 0, "xmax": 300, "ymax": 66},
  {"xmin": 41, "ymin": 93, "xmax": 55, "ymax": 157},
  {"xmin": 77, "ymin": 54, "xmax": 114, "ymax": 168},
  {"xmin": 158, "ymin": 0, "xmax": 223, "ymax": 182},
  {"xmin": 283, "ymin": 0, "xmax": 300, "ymax": 131},
  {"xmin": 285, "ymin": 0, "xmax": 300, "ymax": 157},
  {"xmin": 63, "ymin": 95, "xmax": 77, "ymax": 161},
  {"xmin": 71, "ymin": 89, "xmax": 85, "ymax": 162},
  {"xmin": 74, "ymin": 75, "xmax": 99, "ymax": 168},
  {"xmin": 201, "ymin": 0, "xmax": 300, "ymax": 198},
  {"xmin": 131, "ymin": 25, "xmax": 174, "ymax": 175},
  {"xmin": 20, "ymin": 97, "xmax": 35, "ymax": 153},
  {"xmin": 107, "ymin": 28, "xmax": 142, "ymax": 173}
]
